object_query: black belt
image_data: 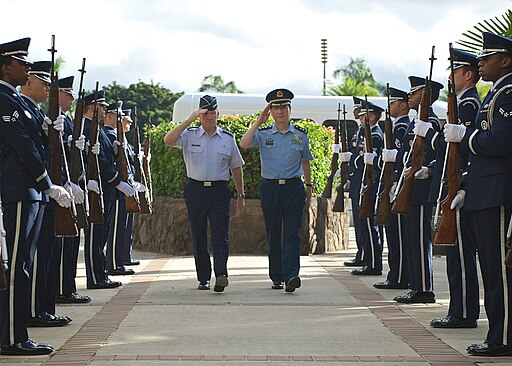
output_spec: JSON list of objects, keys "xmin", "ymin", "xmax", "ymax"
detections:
[
  {"xmin": 263, "ymin": 177, "xmax": 302, "ymax": 185},
  {"xmin": 188, "ymin": 178, "xmax": 228, "ymax": 187}
]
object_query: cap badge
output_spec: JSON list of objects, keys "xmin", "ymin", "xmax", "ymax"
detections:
[{"xmin": 277, "ymin": 91, "xmax": 283, "ymax": 98}]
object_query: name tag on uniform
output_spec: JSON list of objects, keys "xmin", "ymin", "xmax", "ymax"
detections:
[
  {"xmin": 204, "ymin": 181, "xmax": 212, "ymax": 187},
  {"xmin": 278, "ymin": 179, "xmax": 286, "ymax": 185}
]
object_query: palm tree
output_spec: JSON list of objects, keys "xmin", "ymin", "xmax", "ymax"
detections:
[
  {"xmin": 330, "ymin": 58, "xmax": 382, "ymax": 96},
  {"xmin": 198, "ymin": 75, "xmax": 243, "ymax": 94},
  {"xmin": 327, "ymin": 77, "xmax": 379, "ymax": 97}
]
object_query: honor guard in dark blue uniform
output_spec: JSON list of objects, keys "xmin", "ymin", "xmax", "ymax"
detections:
[
  {"xmin": 444, "ymin": 32, "xmax": 512, "ymax": 357},
  {"xmin": 239, "ymin": 89, "xmax": 312, "ymax": 292},
  {"xmin": 0, "ymin": 37, "xmax": 72, "ymax": 355},
  {"xmin": 374, "ymin": 87, "xmax": 410, "ymax": 289},
  {"xmin": 164, "ymin": 95, "xmax": 245, "ymax": 292},
  {"xmin": 393, "ymin": 76, "xmax": 443, "ymax": 304},
  {"xmin": 415, "ymin": 49, "xmax": 480, "ymax": 328}
]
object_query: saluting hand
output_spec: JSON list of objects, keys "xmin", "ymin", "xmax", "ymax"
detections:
[
  {"xmin": 187, "ymin": 108, "xmax": 208, "ymax": 124},
  {"xmin": 256, "ymin": 104, "xmax": 271, "ymax": 125}
]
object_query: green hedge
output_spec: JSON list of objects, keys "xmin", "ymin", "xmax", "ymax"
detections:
[{"xmin": 149, "ymin": 113, "xmax": 333, "ymax": 199}]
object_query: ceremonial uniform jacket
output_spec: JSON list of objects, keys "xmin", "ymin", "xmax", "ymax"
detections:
[
  {"xmin": 0, "ymin": 81, "xmax": 51, "ymax": 202},
  {"xmin": 460, "ymin": 73, "xmax": 512, "ymax": 211}
]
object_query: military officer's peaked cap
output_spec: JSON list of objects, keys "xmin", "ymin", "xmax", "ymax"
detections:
[
  {"xmin": 388, "ymin": 87, "xmax": 408, "ymax": 103},
  {"xmin": 0, "ymin": 37, "xmax": 32, "ymax": 64},
  {"xmin": 478, "ymin": 32, "xmax": 512, "ymax": 58},
  {"xmin": 449, "ymin": 48, "xmax": 479, "ymax": 69},
  {"xmin": 28, "ymin": 61, "xmax": 52, "ymax": 83},
  {"xmin": 358, "ymin": 100, "xmax": 384, "ymax": 116},
  {"xmin": 266, "ymin": 88, "xmax": 294, "ymax": 106},
  {"xmin": 106, "ymin": 101, "xmax": 123, "ymax": 114},
  {"xmin": 84, "ymin": 89, "xmax": 109, "ymax": 107},
  {"xmin": 58, "ymin": 76, "xmax": 75, "ymax": 95},
  {"xmin": 199, "ymin": 95, "xmax": 218, "ymax": 111},
  {"xmin": 353, "ymin": 96, "xmax": 364, "ymax": 108},
  {"xmin": 122, "ymin": 109, "xmax": 133, "ymax": 121},
  {"xmin": 408, "ymin": 76, "xmax": 444, "ymax": 94}
]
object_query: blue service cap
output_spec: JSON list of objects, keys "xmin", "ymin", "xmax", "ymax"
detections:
[
  {"xmin": 84, "ymin": 89, "xmax": 109, "ymax": 107},
  {"xmin": 358, "ymin": 100, "xmax": 384, "ymax": 116},
  {"xmin": 449, "ymin": 48, "xmax": 479, "ymax": 70},
  {"xmin": 0, "ymin": 37, "xmax": 32, "ymax": 64},
  {"xmin": 388, "ymin": 87, "xmax": 408, "ymax": 103},
  {"xmin": 408, "ymin": 76, "xmax": 444, "ymax": 94},
  {"xmin": 199, "ymin": 95, "xmax": 218, "ymax": 110},
  {"xmin": 106, "ymin": 101, "xmax": 123, "ymax": 114},
  {"xmin": 122, "ymin": 109, "xmax": 132, "ymax": 118},
  {"xmin": 58, "ymin": 76, "xmax": 75, "ymax": 95},
  {"xmin": 28, "ymin": 61, "xmax": 52, "ymax": 83},
  {"xmin": 353, "ymin": 96, "xmax": 364, "ymax": 108},
  {"xmin": 266, "ymin": 88, "xmax": 294, "ymax": 106},
  {"xmin": 478, "ymin": 32, "xmax": 512, "ymax": 58}
]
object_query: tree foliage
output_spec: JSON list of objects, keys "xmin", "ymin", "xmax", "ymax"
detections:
[
  {"xmin": 198, "ymin": 74, "xmax": 243, "ymax": 94},
  {"xmin": 330, "ymin": 58, "xmax": 381, "ymax": 96}
]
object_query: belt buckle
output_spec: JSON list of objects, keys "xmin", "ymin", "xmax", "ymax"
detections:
[
  {"xmin": 278, "ymin": 179, "xmax": 286, "ymax": 185},
  {"xmin": 204, "ymin": 181, "xmax": 212, "ymax": 187}
]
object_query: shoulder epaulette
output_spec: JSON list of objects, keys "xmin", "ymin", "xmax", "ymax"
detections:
[
  {"xmin": 294, "ymin": 124, "xmax": 308, "ymax": 134},
  {"xmin": 219, "ymin": 129, "xmax": 233, "ymax": 137},
  {"xmin": 258, "ymin": 125, "xmax": 272, "ymax": 131},
  {"xmin": 187, "ymin": 126, "xmax": 199, "ymax": 130}
]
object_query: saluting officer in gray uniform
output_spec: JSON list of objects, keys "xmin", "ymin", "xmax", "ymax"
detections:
[
  {"xmin": 240, "ymin": 89, "xmax": 313, "ymax": 292},
  {"xmin": 164, "ymin": 95, "xmax": 245, "ymax": 292}
]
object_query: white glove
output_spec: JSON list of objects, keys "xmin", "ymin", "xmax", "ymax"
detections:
[
  {"xmin": 43, "ymin": 115, "xmax": 65, "ymax": 134},
  {"xmin": 389, "ymin": 181, "xmax": 398, "ymax": 202},
  {"xmin": 64, "ymin": 181, "xmax": 84, "ymax": 204},
  {"xmin": 87, "ymin": 179, "xmax": 100, "ymax": 194},
  {"xmin": 413, "ymin": 119, "xmax": 431, "ymax": 137},
  {"xmin": 332, "ymin": 144, "xmax": 341, "ymax": 153},
  {"xmin": 133, "ymin": 181, "xmax": 147, "ymax": 193},
  {"xmin": 146, "ymin": 152, "xmax": 151, "ymax": 163},
  {"xmin": 91, "ymin": 142, "xmax": 100, "ymax": 155},
  {"xmin": 75, "ymin": 135, "xmax": 86, "ymax": 151},
  {"xmin": 444, "ymin": 124, "xmax": 466, "ymax": 143},
  {"xmin": 414, "ymin": 166, "xmax": 430, "ymax": 180},
  {"xmin": 112, "ymin": 140, "xmax": 121, "ymax": 155},
  {"xmin": 339, "ymin": 151, "xmax": 352, "ymax": 163},
  {"xmin": 67, "ymin": 135, "xmax": 73, "ymax": 147},
  {"xmin": 363, "ymin": 151, "xmax": 377, "ymax": 165},
  {"xmin": 334, "ymin": 168, "xmax": 341, "ymax": 179},
  {"xmin": 44, "ymin": 184, "xmax": 72, "ymax": 208},
  {"xmin": 382, "ymin": 149, "xmax": 397, "ymax": 163},
  {"xmin": 450, "ymin": 189, "xmax": 466, "ymax": 210},
  {"xmin": 116, "ymin": 181, "xmax": 136, "ymax": 197}
]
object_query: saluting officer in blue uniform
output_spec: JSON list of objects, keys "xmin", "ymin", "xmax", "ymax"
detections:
[
  {"xmin": 415, "ymin": 49, "xmax": 480, "ymax": 328},
  {"xmin": 240, "ymin": 89, "xmax": 312, "ymax": 292},
  {"xmin": 393, "ymin": 76, "xmax": 443, "ymax": 304},
  {"xmin": 445, "ymin": 32, "xmax": 512, "ymax": 357},
  {"xmin": 0, "ymin": 37, "xmax": 72, "ymax": 355},
  {"xmin": 374, "ymin": 87, "xmax": 410, "ymax": 289},
  {"xmin": 164, "ymin": 95, "xmax": 245, "ymax": 292}
]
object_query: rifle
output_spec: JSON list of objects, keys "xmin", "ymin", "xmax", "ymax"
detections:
[
  {"xmin": 116, "ymin": 103, "xmax": 141, "ymax": 213},
  {"xmin": 133, "ymin": 107, "xmax": 153, "ymax": 214},
  {"xmin": 86, "ymin": 83, "xmax": 105, "ymax": 223},
  {"xmin": 47, "ymin": 35, "xmax": 79, "ymax": 237},
  {"xmin": 333, "ymin": 104, "xmax": 348, "ymax": 212},
  {"xmin": 143, "ymin": 115, "xmax": 154, "ymax": 208},
  {"xmin": 433, "ymin": 44, "xmax": 460, "ymax": 246},
  {"xmin": 0, "ymin": 197, "xmax": 8, "ymax": 290},
  {"xmin": 321, "ymin": 104, "xmax": 341, "ymax": 200},
  {"xmin": 392, "ymin": 46, "xmax": 436, "ymax": 215},
  {"xmin": 375, "ymin": 84, "xmax": 394, "ymax": 225},
  {"xmin": 69, "ymin": 58, "xmax": 89, "ymax": 229},
  {"xmin": 359, "ymin": 95, "xmax": 375, "ymax": 218}
]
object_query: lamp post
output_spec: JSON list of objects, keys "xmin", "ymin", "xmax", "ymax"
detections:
[{"xmin": 321, "ymin": 39, "xmax": 328, "ymax": 96}]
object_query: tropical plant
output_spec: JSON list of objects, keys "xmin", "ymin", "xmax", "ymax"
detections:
[
  {"xmin": 198, "ymin": 75, "xmax": 243, "ymax": 94},
  {"xmin": 330, "ymin": 58, "xmax": 382, "ymax": 96},
  {"xmin": 327, "ymin": 78, "xmax": 379, "ymax": 97},
  {"xmin": 457, "ymin": 9, "xmax": 512, "ymax": 52}
]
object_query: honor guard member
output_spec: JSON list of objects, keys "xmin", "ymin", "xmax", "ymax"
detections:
[
  {"xmin": 164, "ymin": 95, "xmax": 245, "ymax": 292},
  {"xmin": 55, "ymin": 76, "xmax": 91, "ymax": 304},
  {"xmin": 374, "ymin": 87, "xmax": 410, "ymax": 289},
  {"xmin": 0, "ymin": 37, "xmax": 72, "ymax": 355},
  {"xmin": 351, "ymin": 101, "xmax": 384, "ymax": 275},
  {"xmin": 239, "ymin": 89, "xmax": 312, "ymax": 292},
  {"xmin": 341, "ymin": 96, "xmax": 366, "ymax": 267},
  {"xmin": 444, "ymin": 32, "xmax": 512, "ymax": 357},
  {"xmin": 415, "ymin": 49, "xmax": 480, "ymax": 328},
  {"xmin": 82, "ymin": 90, "xmax": 132, "ymax": 289},
  {"xmin": 393, "ymin": 76, "xmax": 443, "ymax": 304}
]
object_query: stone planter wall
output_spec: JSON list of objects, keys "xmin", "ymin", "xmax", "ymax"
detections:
[{"xmin": 133, "ymin": 196, "xmax": 349, "ymax": 256}]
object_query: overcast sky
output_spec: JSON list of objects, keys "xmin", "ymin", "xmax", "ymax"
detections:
[{"xmin": 3, "ymin": 0, "xmax": 510, "ymax": 97}]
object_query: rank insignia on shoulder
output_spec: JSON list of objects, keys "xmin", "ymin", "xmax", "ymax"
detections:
[
  {"xmin": 2, "ymin": 110, "xmax": 19, "ymax": 123},
  {"xmin": 293, "ymin": 125, "xmax": 307, "ymax": 134},
  {"xmin": 258, "ymin": 125, "xmax": 272, "ymax": 131},
  {"xmin": 499, "ymin": 108, "xmax": 511, "ymax": 117}
]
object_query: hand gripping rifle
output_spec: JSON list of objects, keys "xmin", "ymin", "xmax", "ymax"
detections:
[
  {"xmin": 433, "ymin": 43, "xmax": 460, "ymax": 246},
  {"xmin": 133, "ymin": 107, "xmax": 153, "ymax": 214},
  {"xmin": 0, "ymin": 197, "xmax": 8, "ymax": 290},
  {"xmin": 86, "ymin": 83, "xmax": 105, "ymax": 223},
  {"xmin": 359, "ymin": 95, "xmax": 375, "ymax": 218},
  {"xmin": 333, "ymin": 104, "xmax": 348, "ymax": 212},
  {"xmin": 47, "ymin": 35, "xmax": 79, "ymax": 237},
  {"xmin": 392, "ymin": 46, "xmax": 436, "ymax": 214},
  {"xmin": 116, "ymin": 102, "xmax": 141, "ymax": 213},
  {"xmin": 69, "ymin": 58, "xmax": 89, "ymax": 229},
  {"xmin": 321, "ymin": 104, "xmax": 341, "ymax": 200},
  {"xmin": 375, "ymin": 84, "xmax": 394, "ymax": 225}
]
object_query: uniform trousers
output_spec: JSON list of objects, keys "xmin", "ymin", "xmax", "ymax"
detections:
[
  {"xmin": 184, "ymin": 179, "xmax": 230, "ymax": 283},
  {"xmin": 350, "ymin": 196, "xmax": 364, "ymax": 262},
  {"xmin": 384, "ymin": 213, "xmax": 409, "ymax": 286},
  {"xmin": 359, "ymin": 216, "xmax": 382, "ymax": 271},
  {"xmin": 260, "ymin": 180, "xmax": 306, "ymax": 283},
  {"xmin": 123, "ymin": 213, "xmax": 134, "ymax": 262},
  {"xmin": 0, "ymin": 201, "xmax": 44, "ymax": 345},
  {"xmin": 106, "ymin": 198, "xmax": 127, "ymax": 271},
  {"xmin": 57, "ymin": 236, "xmax": 80, "ymax": 296}
]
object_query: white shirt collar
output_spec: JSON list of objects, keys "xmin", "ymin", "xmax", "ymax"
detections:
[
  {"xmin": 20, "ymin": 93, "xmax": 40, "ymax": 109},
  {"xmin": 491, "ymin": 72, "xmax": 512, "ymax": 92}
]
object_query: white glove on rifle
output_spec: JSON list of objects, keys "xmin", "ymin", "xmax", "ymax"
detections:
[
  {"xmin": 87, "ymin": 180, "xmax": 100, "ymax": 194},
  {"xmin": 339, "ymin": 151, "xmax": 352, "ymax": 163},
  {"xmin": 389, "ymin": 181, "xmax": 398, "ymax": 202},
  {"xmin": 91, "ymin": 141, "xmax": 100, "ymax": 155},
  {"xmin": 414, "ymin": 166, "xmax": 430, "ymax": 180},
  {"xmin": 115, "ymin": 181, "xmax": 136, "ymax": 197},
  {"xmin": 413, "ymin": 119, "xmax": 431, "ymax": 137},
  {"xmin": 382, "ymin": 148, "xmax": 397, "ymax": 163},
  {"xmin": 133, "ymin": 181, "xmax": 147, "ymax": 193},
  {"xmin": 42, "ymin": 116, "xmax": 65, "ymax": 135},
  {"xmin": 64, "ymin": 181, "xmax": 84, "ymax": 204},
  {"xmin": 363, "ymin": 151, "xmax": 377, "ymax": 165},
  {"xmin": 444, "ymin": 124, "xmax": 466, "ymax": 143},
  {"xmin": 332, "ymin": 144, "xmax": 341, "ymax": 153},
  {"xmin": 75, "ymin": 135, "xmax": 86, "ymax": 151},
  {"xmin": 450, "ymin": 189, "xmax": 466, "ymax": 210},
  {"xmin": 44, "ymin": 184, "xmax": 72, "ymax": 208}
]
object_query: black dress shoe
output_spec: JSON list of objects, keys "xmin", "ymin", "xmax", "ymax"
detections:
[
  {"xmin": 373, "ymin": 280, "xmax": 409, "ymax": 289},
  {"xmin": 272, "ymin": 282, "xmax": 283, "ymax": 290},
  {"xmin": 0, "ymin": 339, "xmax": 53, "ymax": 355},
  {"xmin": 430, "ymin": 315, "xmax": 477, "ymax": 328},
  {"xmin": 198, "ymin": 281, "xmax": 210, "ymax": 290},
  {"xmin": 27, "ymin": 312, "xmax": 69, "ymax": 327},
  {"xmin": 123, "ymin": 259, "xmax": 140, "ymax": 266},
  {"xmin": 213, "ymin": 275, "xmax": 228, "ymax": 292},
  {"xmin": 467, "ymin": 342, "xmax": 512, "ymax": 356},
  {"xmin": 107, "ymin": 267, "xmax": 135, "ymax": 276},
  {"xmin": 285, "ymin": 276, "xmax": 301, "ymax": 293},
  {"xmin": 87, "ymin": 279, "xmax": 122, "ymax": 289},
  {"xmin": 56, "ymin": 292, "xmax": 91, "ymax": 304},
  {"xmin": 394, "ymin": 290, "xmax": 435, "ymax": 304},
  {"xmin": 344, "ymin": 259, "xmax": 365, "ymax": 267},
  {"xmin": 351, "ymin": 266, "xmax": 382, "ymax": 276}
]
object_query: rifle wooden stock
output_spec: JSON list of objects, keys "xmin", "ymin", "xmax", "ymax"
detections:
[
  {"xmin": 375, "ymin": 115, "xmax": 394, "ymax": 225},
  {"xmin": 133, "ymin": 108, "xmax": 152, "ymax": 214},
  {"xmin": 359, "ymin": 119, "xmax": 374, "ymax": 218}
]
